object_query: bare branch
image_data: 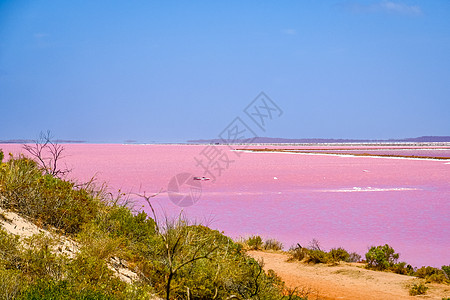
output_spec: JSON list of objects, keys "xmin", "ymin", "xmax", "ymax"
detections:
[{"xmin": 23, "ymin": 131, "xmax": 71, "ymax": 177}]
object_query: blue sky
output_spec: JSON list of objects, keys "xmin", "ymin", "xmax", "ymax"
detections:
[{"xmin": 1, "ymin": 1, "xmax": 449, "ymax": 143}]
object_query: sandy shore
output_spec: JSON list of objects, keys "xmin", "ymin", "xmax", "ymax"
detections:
[{"xmin": 248, "ymin": 251, "xmax": 450, "ymax": 300}]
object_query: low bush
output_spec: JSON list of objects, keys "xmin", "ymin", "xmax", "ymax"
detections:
[
  {"xmin": 365, "ymin": 244, "xmax": 399, "ymax": 270},
  {"xmin": 0, "ymin": 156, "xmax": 102, "ymax": 234},
  {"xmin": 329, "ymin": 247, "xmax": 350, "ymax": 263},
  {"xmin": 0, "ymin": 268, "xmax": 24, "ymax": 299},
  {"xmin": 0, "ymin": 228, "xmax": 22, "ymax": 270},
  {"xmin": 20, "ymin": 233, "xmax": 68, "ymax": 281},
  {"xmin": 348, "ymin": 252, "xmax": 362, "ymax": 263},
  {"xmin": 390, "ymin": 262, "xmax": 415, "ymax": 275},
  {"xmin": 415, "ymin": 266, "xmax": 449, "ymax": 284},
  {"xmin": 288, "ymin": 242, "xmax": 360, "ymax": 265},
  {"xmin": 245, "ymin": 235, "xmax": 263, "ymax": 250},
  {"xmin": 263, "ymin": 239, "xmax": 283, "ymax": 251},
  {"xmin": 305, "ymin": 249, "xmax": 329, "ymax": 264},
  {"xmin": 288, "ymin": 245, "xmax": 308, "ymax": 262},
  {"xmin": 19, "ymin": 279, "xmax": 128, "ymax": 300},
  {"xmin": 409, "ymin": 283, "xmax": 428, "ymax": 296}
]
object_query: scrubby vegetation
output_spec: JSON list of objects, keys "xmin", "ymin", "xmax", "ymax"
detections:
[
  {"xmin": 0, "ymin": 150, "xmax": 307, "ymax": 299},
  {"xmin": 239, "ymin": 236, "xmax": 283, "ymax": 251},
  {"xmin": 365, "ymin": 244, "xmax": 399, "ymax": 271},
  {"xmin": 364, "ymin": 244, "xmax": 449, "ymax": 284},
  {"xmin": 287, "ymin": 238, "xmax": 449, "ymax": 289},
  {"xmin": 263, "ymin": 239, "xmax": 284, "ymax": 251},
  {"xmin": 288, "ymin": 241, "xmax": 361, "ymax": 265},
  {"xmin": 409, "ymin": 283, "xmax": 428, "ymax": 296},
  {"xmin": 415, "ymin": 266, "xmax": 450, "ymax": 284},
  {"xmin": 243, "ymin": 235, "xmax": 263, "ymax": 250}
]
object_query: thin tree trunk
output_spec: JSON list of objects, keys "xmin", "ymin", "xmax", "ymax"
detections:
[{"xmin": 166, "ymin": 272, "xmax": 174, "ymax": 300}]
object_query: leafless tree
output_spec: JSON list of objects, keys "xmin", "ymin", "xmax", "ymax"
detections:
[
  {"xmin": 308, "ymin": 238, "xmax": 322, "ymax": 251},
  {"xmin": 23, "ymin": 130, "xmax": 70, "ymax": 177}
]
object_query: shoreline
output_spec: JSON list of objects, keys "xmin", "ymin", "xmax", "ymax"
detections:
[{"xmin": 234, "ymin": 148, "xmax": 450, "ymax": 161}]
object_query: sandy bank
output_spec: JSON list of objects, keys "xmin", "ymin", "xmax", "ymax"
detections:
[{"xmin": 248, "ymin": 251, "xmax": 450, "ymax": 300}]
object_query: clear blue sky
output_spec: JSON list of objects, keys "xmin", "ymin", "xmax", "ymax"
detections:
[{"xmin": 1, "ymin": 1, "xmax": 449, "ymax": 143}]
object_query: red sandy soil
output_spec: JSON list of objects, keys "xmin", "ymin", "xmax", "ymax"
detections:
[{"xmin": 248, "ymin": 251, "xmax": 450, "ymax": 300}]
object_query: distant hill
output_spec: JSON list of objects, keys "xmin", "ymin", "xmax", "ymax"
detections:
[
  {"xmin": 0, "ymin": 139, "xmax": 86, "ymax": 144},
  {"xmin": 187, "ymin": 136, "xmax": 450, "ymax": 144}
]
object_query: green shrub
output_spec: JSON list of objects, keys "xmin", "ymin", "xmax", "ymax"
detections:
[
  {"xmin": 20, "ymin": 279, "xmax": 114, "ymax": 300},
  {"xmin": 391, "ymin": 262, "xmax": 415, "ymax": 275},
  {"xmin": 415, "ymin": 266, "xmax": 449, "ymax": 283},
  {"xmin": 144, "ymin": 223, "xmax": 286, "ymax": 299},
  {"xmin": 409, "ymin": 283, "xmax": 428, "ymax": 296},
  {"xmin": 289, "ymin": 244, "xmax": 358, "ymax": 264},
  {"xmin": 0, "ymin": 156, "xmax": 102, "ymax": 234},
  {"xmin": 329, "ymin": 247, "xmax": 350, "ymax": 263},
  {"xmin": 96, "ymin": 205, "xmax": 156, "ymax": 246},
  {"xmin": 68, "ymin": 252, "xmax": 125, "ymax": 295},
  {"xmin": 21, "ymin": 233, "xmax": 68, "ymax": 281},
  {"xmin": 0, "ymin": 228, "xmax": 22, "ymax": 269},
  {"xmin": 365, "ymin": 244, "xmax": 399, "ymax": 270},
  {"xmin": 305, "ymin": 249, "xmax": 329, "ymax": 264},
  {"xmin": 263, "ymin": 239, "xmax": 283, "ymax": 251},
  {"xmin": 0, "ymin": 267, "xmax": 24, "ymax": 299},
  {"xmin": 288, "ymin": 245, "xmax": 308, "ymax": 261},
  {"xmin": 0, "ymin": 150, "xmax": 3, "ymax": 164},
  {"xmin": 245, "ymin": 235, "xmax": 263, "ymax": 250}
]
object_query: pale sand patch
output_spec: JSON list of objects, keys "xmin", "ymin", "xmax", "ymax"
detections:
[
  {"xmin": 248, "ymin": 251, "xmax": 450, "ymax": 300},
  {"xmin": 0, "ymin": 206, "xmax": 78, "ymax": 257},
  {"xmin": 0, "ymin": 207, "xmax": 138, "ymax": 284}
]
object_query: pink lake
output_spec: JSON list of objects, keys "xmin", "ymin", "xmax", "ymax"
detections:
[{"xmin": 1, "ymin": 144, "xmax": 449, "ymax": 268}]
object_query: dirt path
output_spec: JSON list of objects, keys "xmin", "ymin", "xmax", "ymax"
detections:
[{"xmin": 248, "ymin": 251, "xmax": 450, "ymax": 300}]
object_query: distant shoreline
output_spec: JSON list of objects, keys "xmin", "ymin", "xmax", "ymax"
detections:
[
  {"xmin": 234, "ymin": 146, "xmax": 450, "ymax": 161},
  {"xmin": 2, "ymin": 135, "xmax": 450, "ymax": 145}
]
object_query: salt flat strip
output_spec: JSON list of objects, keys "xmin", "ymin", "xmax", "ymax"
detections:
[
  {"xmin": 318, "ymin": 187, "xmax": 420, "ymax": 193},
  {"xmin": 233, "ymin": 150, "xmax": 450, "ymax": 161}
]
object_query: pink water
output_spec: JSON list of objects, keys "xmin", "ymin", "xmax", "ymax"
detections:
[{"xmin": 1, "ymin": 144, "xmax": 449, "ymax": 267}]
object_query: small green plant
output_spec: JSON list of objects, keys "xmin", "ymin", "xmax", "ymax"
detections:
[
  {"xmin": 288, "ymin": 244, "xmax": 307, "ymax": 261},
  {"xmin": 0, "ymin": 150, "xmax": 4, "ymax": 164},
  {"xmin": 409, "ymin": 283, "xmax": 428, "ymax": 296},
  {"xmin": 365, "ymin": 244, "xmax": 399, "ymax": 270},
  {"xmin": 305, "ymin": 249, "xmax": 329, "ymax": 264},
  {"xmin": 329, "ymin": 247, "xmax": 350, "ymax": 263},
  {"xmin": 246, "ymin": 235, "xmax": 263, "ymax": 250},
  {"xmin": 263, "ymin": 239, "xmax": 283, "ymax": 251}
]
